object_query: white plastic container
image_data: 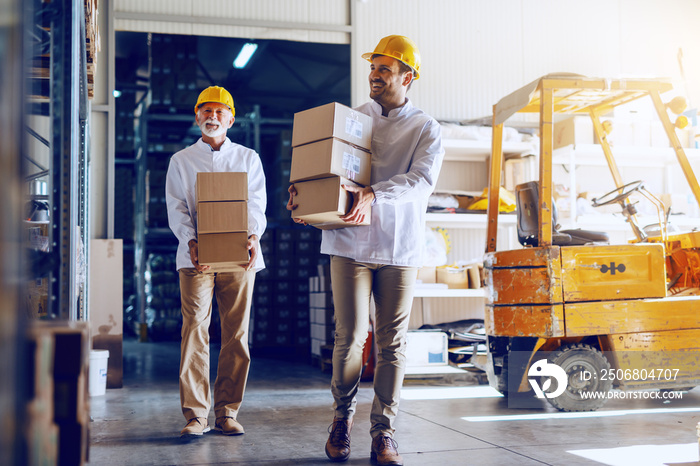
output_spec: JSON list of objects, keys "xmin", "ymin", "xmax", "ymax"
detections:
[{"xmin": 89, "ymin": 349, "xmax": 110, "ymax": 396}]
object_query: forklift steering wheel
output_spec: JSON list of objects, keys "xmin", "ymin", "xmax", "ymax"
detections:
[{"xmin": 591, "ymin": 180, "xmax": 645, "ymax": 207}]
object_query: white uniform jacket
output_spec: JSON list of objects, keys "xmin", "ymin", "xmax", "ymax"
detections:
[
  {"xmin": 320, "ymin": 99, "xmax": 444, "ymax": 267},
  {"xmin": 165, "ymin": 138, "xmax": 267, "ymax": 271}
]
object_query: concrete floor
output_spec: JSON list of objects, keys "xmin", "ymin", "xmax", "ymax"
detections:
[{"xmin": 89, "ymin": 340, "xmax": 700, "ymax": 465}]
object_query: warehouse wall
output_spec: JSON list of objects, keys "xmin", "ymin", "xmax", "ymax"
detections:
[
  {"xmin": 107, "ymin": 0, "xmax": 700, "ymax": 121},
  {"xmin": 93, "ymin": 0, "xmax": 700, "ymax": 238},
  {"xmin": 352, "ymin": 0, "xmax": 700, "ymax": 121},
  {"xmin": 113, "ymin": 0, "xmax": 349, "ymax": 43}
]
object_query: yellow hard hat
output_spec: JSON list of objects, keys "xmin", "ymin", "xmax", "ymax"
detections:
[
  {"xmin": 194, "ymin": 86, "xmax": 235, "ymax": 116},
  {"xmin": 362, "ymin": 35, "xmax": 421, "ymax": 80}
]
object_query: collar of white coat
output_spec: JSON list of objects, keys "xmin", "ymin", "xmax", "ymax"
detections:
[
  {"xmin": 369, "ymin": 98, "xmax": 413, "ymax": 118},
  {"xmin": 196, "ymin": 137, "xmax": 232, "ymax": 152}
]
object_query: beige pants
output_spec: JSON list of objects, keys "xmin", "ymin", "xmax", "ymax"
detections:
[
  {"xmin": 329, "ymin": 255, "xmax": 417, "ymax": 438},
  {"xmin": 178, "ymin": 268, "xmax": 255, "ymax": 421}
]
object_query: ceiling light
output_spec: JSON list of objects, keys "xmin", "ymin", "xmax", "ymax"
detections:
[
  {"xmin": 113, "ymin": 89, "xmax": 122, "ymax": 98},
  {"xmin": 233, "ymin": 43, "xmax": 258, "ymax": 69}
]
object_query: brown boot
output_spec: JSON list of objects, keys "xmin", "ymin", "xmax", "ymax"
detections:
[
  {"xmin": 371, "ymin": 434, "xmax": 403, "ymax": 466},
  {"xmin": 325, "ymin": 418, "xmax": 353, "ymax": 462}
]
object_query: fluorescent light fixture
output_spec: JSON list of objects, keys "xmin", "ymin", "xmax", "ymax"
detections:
[{"xmin": 233, "ymin": 43, "xmax": 258, "ymax": 69}]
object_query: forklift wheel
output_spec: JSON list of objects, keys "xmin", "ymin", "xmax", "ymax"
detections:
[{"xmin": 546, "ymin": 343, "xmax": 613, "ymax": 412}]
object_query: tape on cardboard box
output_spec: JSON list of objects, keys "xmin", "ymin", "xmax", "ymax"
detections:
[
  {"xmin": 290, "ymin": 137, "xmax": 371, "ymax": 186},
  {"xmin": 292, "ymin": 102, "xmax": 372, "ymax": 150},
  {"xmin": 196, "ymin": 172, "xmax": 248, "ymax": 202}
]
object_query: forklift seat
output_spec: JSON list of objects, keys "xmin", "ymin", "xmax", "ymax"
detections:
[{"xmin": 515, "ymin": 181, "xmax": 609, "ymax": 247}]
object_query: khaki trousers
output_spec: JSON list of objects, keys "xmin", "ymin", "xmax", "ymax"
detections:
[
  {"xmin": 178, "ymin": 268, "xmax": 255, "ymax": 421},
  {"xmin": 329, "ymin": 255, "xmax": 417, "ymax": 438}
]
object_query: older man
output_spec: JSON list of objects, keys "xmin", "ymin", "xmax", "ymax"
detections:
[{"xmin": 166, "ymin": 85, "xmax": 267, "ymax": 438}]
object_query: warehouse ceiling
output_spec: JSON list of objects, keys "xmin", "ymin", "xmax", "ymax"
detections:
[{"xmin": 115, "ymin": 32, "xmax": 351, "ymax": 148}]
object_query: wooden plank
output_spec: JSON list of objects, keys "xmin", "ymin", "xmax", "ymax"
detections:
[
  {"xmin": 565, "ymin": 296, "xmax": 700, "ymax": 336},
  {"xmin": 485, "ymin": 304, "xmax": 565, "ymax": 337}
]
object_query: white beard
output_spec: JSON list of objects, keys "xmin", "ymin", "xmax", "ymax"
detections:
[{"xmin": 199, "ymin": 119, "xmax": 228, "ymax": 138}]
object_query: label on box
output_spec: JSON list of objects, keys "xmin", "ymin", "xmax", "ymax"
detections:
[
  {"xmin": 342, "ymin": 151, "xmax": 361, "ymax": 180},
  {"xmin": 345, "ymin": 117, "xmax": 363, "ymax": 140}
]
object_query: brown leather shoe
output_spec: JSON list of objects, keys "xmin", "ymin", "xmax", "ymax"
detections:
[
  {"xmin": 180, "ymin": 417, "xmax": 210, "ymax": 437},
  {"xmin": 215, "ymin": 417, "xmax": 245, "ymax": 436},
  {"xmin": 371, "ymin": 434, "xmax": 403, "ymax": 466},
  {"xmin": 325, "ymin": 418, "xmax": 353, "ymax": 462}
]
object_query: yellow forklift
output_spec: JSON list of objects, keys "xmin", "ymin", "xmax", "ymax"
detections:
[{"xmin": 483, "ymin": 75, "xmax": 700, "ymax": 411}]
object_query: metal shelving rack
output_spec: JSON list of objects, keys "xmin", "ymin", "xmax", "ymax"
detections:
[{"xmin": 26, "ymin": 0, "xmax": 90, "ymax": 321}]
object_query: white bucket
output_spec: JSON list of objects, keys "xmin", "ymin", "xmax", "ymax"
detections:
[{"xmin": 89, "ymin": 349, "xmax": 110, "ymax": 396}]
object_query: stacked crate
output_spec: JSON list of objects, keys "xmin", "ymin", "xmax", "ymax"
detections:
[
  {"xmin": 250, "ymin": 226, "xmax": 324, "ymax": 358},
  {"xmin": 150, "ymin": 35, "xmax": 198, "ymax": 114},
  {"xmin": 25, "ymin": 330, "xmax": 59, "ymax": 465},
  {"xmin": 26, "ymin": 321, "xmax": 90, "ymax": 465},
  {"xmin": 145, "ymin": 252, "xmax": 182, "ymax": 342},
  {"xmin": 290, "ymin": 102, "xmax": 373, "ymax": 229},
  {"xmin": 309, "ymin": 264, "xmax": 334, "ymax": 361},
  {"xmin": 196, "ymin": 172, "xmax": 249, "ymax": 271}
]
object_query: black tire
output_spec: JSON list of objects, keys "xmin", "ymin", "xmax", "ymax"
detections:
[{"xmin": 545, "ymin": 343, "xmax": 612, "ymax": 412}]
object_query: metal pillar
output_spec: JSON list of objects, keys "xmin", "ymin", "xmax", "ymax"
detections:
[{"xmin": 48, "ymin": 0, "xmax": 88, "ymax": 320}]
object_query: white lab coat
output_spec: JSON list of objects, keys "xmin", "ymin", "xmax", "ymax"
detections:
[
  {"xmin": 165, "ymin": 138, "xmax": 267, "ymax": 271},
  {"xmin": 320, "ymin": 99, "xmax": 444, "ymax": 267}
]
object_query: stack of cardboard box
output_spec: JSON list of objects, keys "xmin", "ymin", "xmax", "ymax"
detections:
[
  {"xmin": 290, "ymin": 102, "xmax": 373, "ymax": 229},
  {"xmin": 196, "ymin": 172, "xmax": 249, "ymax": 271},
  {"xmin": 309, "ymin": 264, "xmax": 334, "ymax": 359},
  {"xmin": 250, "ymin": 226, "xmax": 322, "ymax": 354},
  {"xmin": 26, "ymin": 321, "xmax": 90, "ymax": 465}
]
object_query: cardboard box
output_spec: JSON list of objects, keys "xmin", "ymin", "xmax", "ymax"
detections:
[
  {"xmin": 25, "ymin": 221, "xmax": 50, "ymax": 252},
  {"xmin": 553, "ymin": 116, "xmax": 594, "ymax": 149},
  {"xmin": 467, "ymin": 263, "xmax": 482, "ymax": 289},
  {"xmin": 89, "ymin": 239, "xmax": 124, "ymax": 388},
  {"xmin": 196, "ymin": 172, "xmax": 248, "ymax": 202},
  {"xmin": 290, "ymin": 137, "xmax": 372, "ymax": 186},
  {"xmin": 292, "ymin": 176, "xmax": 370, "ymax": 230},
  {"xmin": 26, "ymin": 277, "xmax": 49, "ymax": 318},
  {"xmin": 417, "ymin": 266, "xmax": 437, "ymax": 284},
  {"xmin": 292, "ymin": 102, "xmax": 373, "ymax": 150},
  {"xmin": 198, "ymin": 232, "xmax": 249, "ymax": 271},
  {"xmin": 437, "ymin": 265, "xmax": 469, "ymax": 289},
  {"xmin": 197, "ymin": 201, "xmax": 248, "ymax": 234}
]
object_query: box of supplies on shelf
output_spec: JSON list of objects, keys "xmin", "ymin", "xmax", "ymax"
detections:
[{"xmin": 292, "ymin": 102, "xmax": 373, "ymax": 151}]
